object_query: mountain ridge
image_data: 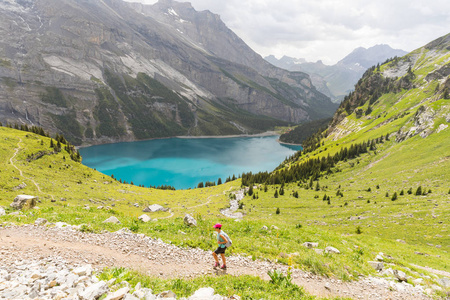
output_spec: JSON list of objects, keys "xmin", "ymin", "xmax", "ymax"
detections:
[
  {"xmin": 265, "ymin": 45, "xmax": 408, "ymax": 102},
  {"xmin": 0, "ymin": 0, "xmax": 336, "ymax": 145}
]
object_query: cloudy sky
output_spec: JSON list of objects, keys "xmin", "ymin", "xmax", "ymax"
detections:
[{"xmin": 125, "ymin": 0, "xmax": 450, "ymax": 65}]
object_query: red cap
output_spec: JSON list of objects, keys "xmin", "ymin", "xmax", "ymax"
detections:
[{"xmin": 213, "ymin": 223, "xmax": 222, "ymax": 228}]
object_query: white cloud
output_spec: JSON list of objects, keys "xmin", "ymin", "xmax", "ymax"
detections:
[{"xmin": 124, "ymin": 0, "xmax": 450, "ymax": 64}]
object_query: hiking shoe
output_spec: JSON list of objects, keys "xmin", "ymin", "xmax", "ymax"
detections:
[
  {"xmin": 214, "ymin": 262, "xmax": 220, "ymax": 268},
  {"xmin": 220, "ymin": 264, "xmax": 227, "ymax": 269}
]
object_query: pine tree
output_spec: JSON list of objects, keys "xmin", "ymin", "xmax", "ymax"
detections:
[
  {"xmin": 399, "ymin": 189, "xmax": 404, "ymax": 195},
  {"xmin": 276, "ymin": 207, "xmax": 280, "ymax": 214},
  {"xmin": 407, "ymin": 187, "xmax": 413, "ymax": 194},
  {"xmin": 264, "ymin": 184, "xmax": 268, "ymax": 192},
  {"xmin": 217, "ymin": 178, "xmax": 222, "ymax": 185},
  {"xmin": 391, "ymin": 192, "xmax": 398, "ymax": 201},
  {"xmin": 279, "ymin": 187, "xmax": 284, "ymax": 196},
  {"xmin": 415, "ymin": 186, "xmax": 422, "ymax": 196},
  {"xmin": 274, "ymin": 190, "xmax": 278, "ymax": 198},
  {"xmin": 197, "ymin": 182, "xmax": 204, "ymax": 188},
  {"xmin": 248, "ymin": 185, "xmax": 254, "ymax": 196}
]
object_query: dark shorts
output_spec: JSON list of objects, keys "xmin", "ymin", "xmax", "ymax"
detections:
[{"xmin": 214, "ymin": 246, "xmax": 227, "ymax": 254}]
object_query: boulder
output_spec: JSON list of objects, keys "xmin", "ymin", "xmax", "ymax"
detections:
[
  {"xmin": 183, "ymin": 214, "xmax": 197, "ymax": 227},
  {"xmin": 314, "ymin": 249, "xmax": 324, "ymax": 255},
  {"xmin": 375, "ymin": 254, "xmax": 384, "ymax": 261},
  {"xmin": 158, "ymin": 290, "xmax": 176, "ymax": 298},
  {"xmin": 73, "ymin": 265, "xmax": 93, "ymax": 276},
  {"xmin": 302, "ymin": 242, "xmax": 319, "ymax": 248},
  {"xmin": 10, "ymin": 195, "xmax": 38, "ymax": 210},
  {"xmin": 104, "ymin": 287, "xmax": 130, "ymax": 300},
  {"xmin": 188, "ymin": 287, "xmax": 215, "ymax": 300},
  {"xmin": 138, "ymin": 214, "xmax": 151, "ymax": 223},
  {"xmin": 34, "ymin": 218, "xmax": 48, "ymax": 226},
  {"xmin": 271, "ymin": 225, "xmax": 279, "ymax": 230},
  {"xmin": 324, "ymin": 246, "xmax": 340, "ymax": 254},
  {"xmin": 261, "ymin": 225, "xmax": 268, "ymax": 231},
  {"xmin": 103, "ymin": 216, "xmax": 120, "ymax": 224},
  {"xmin": 143, "ymin": 204, "xmax": 167, "ymax": 213},
  {"xmin": 393, "ymin": 269, "xmax": 408, "ymax": 282},
  {"xmin": 368, "ymin": 261, "xmax": 384, "ymax": 271},
  {"xmin": 79, "ymin": 281, "xmax": 109, "ymax": 300},
  {"xmin": 0, "ymin": 207, "xmax": 5, "ymax": 216}
]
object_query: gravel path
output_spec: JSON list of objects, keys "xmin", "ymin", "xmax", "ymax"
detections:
[{"xmin": 0, "ymin": 224, "xmax": 433, "ymax": 299}]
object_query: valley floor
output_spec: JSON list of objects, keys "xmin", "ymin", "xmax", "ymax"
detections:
[{"xmin": 0, "ymin": 224, "xmax": 432, "ymax": 300}]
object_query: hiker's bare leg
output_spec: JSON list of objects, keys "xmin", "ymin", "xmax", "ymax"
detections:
[
  {"xmin": 220, "ymin": 253, "xmax": 226, "ymax": 265},
  {"xmin": 212, "ymin": 252, "xmax": 219, "ymax": 263}
]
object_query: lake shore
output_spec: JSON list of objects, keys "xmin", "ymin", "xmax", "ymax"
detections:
[
  {"xmin": 78, "ymin": 131, "xmax": 281, "ymax": 148},
  {"xmin": 277, "ymin": 139, "xmax": 302, "ymax": 147},
  {"xmin": 176, "ymin": 131, "xmax": 279, "ymax": 139}
]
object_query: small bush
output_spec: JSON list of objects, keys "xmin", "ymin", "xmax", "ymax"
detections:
[
  {"xmin": 276, "ymin": 208, "xmax": 280, "ymax": 215},
  {"xmin": 399, "ymin": 189, "xmax": 404, "ymax": 195},
  {"xmin": 295, "ymin": 224, "xmax": 302, "ymax": 229},
  {"xmin": 356, "ymin": 226, "xmax": 362, "ymax": 234},
  {"xmin": 129, "ymin": 219, "xmax": 140, "ymax": 233}
]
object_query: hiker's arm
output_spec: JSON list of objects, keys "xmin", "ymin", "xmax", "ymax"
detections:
[{"xmin": 218, "ymin": 234, "xmax": 227, "ymax": 244}]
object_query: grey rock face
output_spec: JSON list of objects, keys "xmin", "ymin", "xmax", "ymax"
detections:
[
  {"xmin": 0, "ymin": 0, "xmax": 335, "ymax": 146},
  {"xmin": 10, "ymin": 195, "xmax": 37, "ymax": 210}
]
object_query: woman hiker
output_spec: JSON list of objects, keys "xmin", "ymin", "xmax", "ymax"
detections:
[{"xmin": 212, "ymin": 223, "xmax": 228, "ymax": 269}]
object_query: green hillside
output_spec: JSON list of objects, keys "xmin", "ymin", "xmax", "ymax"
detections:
[{"xmin": 0, "ymin": 34, "xmax": 449, "ymax": 298}]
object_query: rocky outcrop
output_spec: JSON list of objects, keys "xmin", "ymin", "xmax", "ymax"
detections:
[{"xmin": 10, "ymin": 195, "xmax": 37, "ymax": 210}]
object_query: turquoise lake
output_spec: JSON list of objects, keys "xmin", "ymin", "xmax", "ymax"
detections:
[{"xmin": 79, "ymin": 135, "xmax": 301, "ymax": 190}]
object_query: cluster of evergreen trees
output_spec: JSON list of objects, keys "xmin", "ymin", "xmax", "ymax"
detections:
[
  {"xmin": 279, "ymin": 118, "xmax": 332, "ymax": 145},
  {"xmin": 50, "ymin": 134, "xmax": 81, "ymax": 162},
  {"xmin": 3, "ymin": 122, "xmax": 82, "ymax": 163},
  {"xmin": 242, "ymin": 134, "xmax": 389, "ymax": 186},
  {"xmin": 4, "ymin": 123, "xmax": 49, "ymax": 137}
]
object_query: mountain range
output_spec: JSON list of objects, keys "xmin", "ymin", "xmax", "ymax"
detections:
[
  {"xmin": 265, "ymin": 45, "xmax": 408, "ymax": 102},
  {"xmin": 0, "ymin": 0, "xmax": 336, "ymax": 145}
]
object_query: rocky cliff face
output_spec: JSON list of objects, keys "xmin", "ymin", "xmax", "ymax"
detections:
[{"xmin": 0, "ymin": 0, "xmax": 336, "ymax": 145}]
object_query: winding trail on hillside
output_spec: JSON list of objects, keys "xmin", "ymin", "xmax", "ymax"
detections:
[
  {"xmin": 0, "ymin": 225, "xmax": 432, "ymax": 300},
  {"xmin": 9, "ymin": 138, "xmax": 55, "ymax": 201}
]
